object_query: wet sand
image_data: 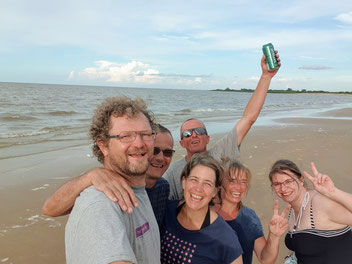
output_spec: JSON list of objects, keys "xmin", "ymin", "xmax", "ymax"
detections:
[{"xmin": 0, "ymin": 108, "xmax": 351, "ymax": 264}]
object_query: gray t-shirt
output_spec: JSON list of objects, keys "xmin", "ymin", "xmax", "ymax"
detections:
[
  {"xmin": 65, "ymin": 185, "xmax": 160, "ymax": 264},
  {"xmin": 163, "ymin": 126, "xmax": 240, "ymax": 200}
]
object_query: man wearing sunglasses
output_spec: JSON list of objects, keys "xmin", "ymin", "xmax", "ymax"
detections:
[{"xmin": 164, "ymin": 53, "xmax": 281, "ymax": 199}]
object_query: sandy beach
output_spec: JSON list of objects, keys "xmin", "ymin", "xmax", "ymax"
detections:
[{"xmin": 1, "ymin": 107, "xmax": 351, "ymax": 264}]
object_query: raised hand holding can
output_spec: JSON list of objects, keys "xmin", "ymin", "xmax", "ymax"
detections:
[{"xmin": 262, "ymin": 43, "xmax": 280, "ymax": 71}]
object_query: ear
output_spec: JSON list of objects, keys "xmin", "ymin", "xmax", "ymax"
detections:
[
  {"xmin": 206, "ymin": 135, "xmax": 210, "ymax": 144},
  {"xmin": 97, "ymin": 140, "xmax": 109, "ymax": 157},
  {"xmin": 181, "ymin": 176, "xmax": 186, "ymax": 190},
  {"xmin": 212, "ymin": 187, "xmax": 219, "ymax": 198},
  {"xmin": 179, "ymin": 139, "xmax": 186, "ymax": 148},
  {"xmin": 300, "ymin": 175, "xmax": 305, "ymax": 185}
]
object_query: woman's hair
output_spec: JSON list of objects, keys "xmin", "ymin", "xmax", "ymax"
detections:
[
  {"xmin": 269, "ymin": 159, "xmax": 306, "ymax": 187},
  {"xmin": 181, "ymin": 153, "xmax": 224, "ymax": 205},
  {"xmin": 90, "ymin": 96, "xmax": 156, "ymax": 163},
  {"xmin": 221, "ymin": 157, "xmax": 252, "ymax": 209}
]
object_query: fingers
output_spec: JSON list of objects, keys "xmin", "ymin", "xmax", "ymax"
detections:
[
  {"xmin": 261, "ymin": 54, "xmax": 266, "ymax": 63},
  {"xmin": 273, "ymin": 200, "xmax": 279, "ymax": 215},
  {"xmin": 310, "ymin": 162, "xmax": 319, "ymax": 176},
  {"xmin": 280, "ymin": 204, "xmax": 291, "ymax": 218},
  {"xmin": 303, "ymin": 171, "xmax": 314, "ymax": 183},
  {"xmin": 119, "ymin": 181, "xmax": 138, "ymax": 212}
]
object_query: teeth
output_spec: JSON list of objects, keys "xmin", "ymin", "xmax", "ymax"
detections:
[
  {"xmin": 191, "ymin": 140, "xmax": 200, "ymax": 144},
  {"xmin": 230, "ymin": 192, "xmax": 240, "ymax": 197},
  {"xmin": 191, "ymin": 193, "xmax": 201, "ymax": 200},
  {"xmin": 151, "ymin": 163, "xmax": 163, "ymax": 168}
]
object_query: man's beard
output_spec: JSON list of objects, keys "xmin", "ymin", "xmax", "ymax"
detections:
[{"xmin": 110, "ymin": 147, "xmax": 149, "ymax": 177}]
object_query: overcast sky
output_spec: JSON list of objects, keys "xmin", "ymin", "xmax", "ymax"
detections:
[{"xmin": 1, "ymin": 0, "xmax": 352, "ymax": 91}]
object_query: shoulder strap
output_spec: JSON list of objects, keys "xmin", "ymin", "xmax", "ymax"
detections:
[{"xmin": 310, "ymin": 199, "xmax": 315, "ymax": 229}]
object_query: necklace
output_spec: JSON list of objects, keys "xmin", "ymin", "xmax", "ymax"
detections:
[{"xmin": 291, "ymin": 191, "xmax": 310, "ymax": 233}]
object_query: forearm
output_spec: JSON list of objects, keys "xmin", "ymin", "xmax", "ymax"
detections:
[
  {"xmin": 259, "ymin": 234, "xmax": 280, "ymax": 264},
  {"xmin": 243, "ymin": 74, "xmax": 272, "ymax": 121},
  {"xmin": 328, "ymin": 188, "xmax": 352, "ymax": 213},
  {"xmin": 236, "ymin": 74, "xmax": 272, "ymax": 145},
  {"xmin": 42, "ymin": 172, "xmax": 92, "ymax": 217}
]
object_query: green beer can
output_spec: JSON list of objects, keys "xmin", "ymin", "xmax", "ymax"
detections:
[{"xmin": 262, "ymin": 43, "xmax": 279, "ymax": 71}]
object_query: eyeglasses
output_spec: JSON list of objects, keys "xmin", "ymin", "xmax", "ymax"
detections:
[
  {"xmin": 153, "ymin": 147, "xmax": 175, "ymax": 158},
  {"xmin": 107, "ymin": 131, "xmax": 155, "ymax": 143},
  {"xmin": 271, "ymin": 178, "xmax": 296, "ymax": 189},
  {"xmin": 181, "ymin": 127, "xmax": 208, "ymax": 139}
]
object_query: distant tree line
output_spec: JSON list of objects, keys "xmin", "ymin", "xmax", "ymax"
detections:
[{"xmin": 213, "ymin": 87, "xmax": 352, "ymax": 94}]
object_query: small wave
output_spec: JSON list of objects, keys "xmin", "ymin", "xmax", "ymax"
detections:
[
  {"xmin": 0, "ymin": 115, "xmax": 38, "ymax": 122},
  {"xmin": 0, "ymin": 130, "xmax": 50, "ymax": 139},
  {"xmin": 185, "ymin": 107, "xmax": 240, "ymax": 113},
  {"xmin": 47, "ymin": 110, "xmax": 78, "ymax": 116},
  {"xmin": 179, "ymin": 108, "xmax": 192, "ymax": 113}
]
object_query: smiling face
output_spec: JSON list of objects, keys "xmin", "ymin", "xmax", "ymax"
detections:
[
  {"xmin": 146, "ymin": 131, "xmax": 173, "ymax": 181},
  {"xmin": 181, "ymin": 164, "xmax": 217, "ymax": 211},
  {"xmin": 271, "ymin": 171, "xmax": 304, "ymax": 204},
  {"xmin": 98, "ymin": 113, "xmax": 154, "ymax": 179},
  {"xmin": 221, "ymin": 169, "xmax": 248, "ymax": 205},
  {"xmin": 179, "ymin": 120, "xmax": 210, "ymax": 156}
]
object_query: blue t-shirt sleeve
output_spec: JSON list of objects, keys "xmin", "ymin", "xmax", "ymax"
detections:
[
  {"xmin": 247, "ymin": 207, "xmax": 264, "ymax": 239},
  {"xmin": 223, "ymin": 228, "xmax": 243, "ymax": 263}
]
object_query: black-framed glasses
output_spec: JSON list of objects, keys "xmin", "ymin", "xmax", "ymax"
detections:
[
  {"xmin": 181, "ymin": 127, "xmax": 208, "ymax": 139},
  {"xmin": 153, "ymin": 147, "xmax": 175, "ymax": 157},
  {"xmin": 271, "ymin": 178, "xmax": 296, "ymax": 189},
  {"xmin": 107, "ymin": 131, "xmax": 155, "ymax": 143}
]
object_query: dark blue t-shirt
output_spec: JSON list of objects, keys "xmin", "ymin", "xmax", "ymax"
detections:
[
  {"xmin": 161, "ymin": 200, "xmax": 243, "ymax": 264},
  {"xmin": 226, "ymin": 206, "xmax": 264, "ymax": 264},
  {"xmin": 146, "ymin": 177, "xmax": 170, "ymax": 230}
]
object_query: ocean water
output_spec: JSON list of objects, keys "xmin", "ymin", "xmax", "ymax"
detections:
[{"xmin": 1, "ymin": 82, "xmax": 351, "ymax": 160}]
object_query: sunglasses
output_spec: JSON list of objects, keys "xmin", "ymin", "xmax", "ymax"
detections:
[
  {"xmin": 181, "ymin": 127, "xmax": 208, "ymax": 139},
  {"xmin": 153, "ymin": 147, "xmax": 175, "ymax": 158}
]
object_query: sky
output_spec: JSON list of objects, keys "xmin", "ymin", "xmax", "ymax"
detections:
[{"xmin": 1, "ymin": 0, "xmax": 352, "ymax": 91}]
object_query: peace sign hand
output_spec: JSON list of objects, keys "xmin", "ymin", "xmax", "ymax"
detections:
[
  {"xmin": 269, "ymin": 200, "xmax": 291, "ymax": 238},
  {"xmin": 304, "ymin": 162, "xmax": 336, "ymax": 197}
]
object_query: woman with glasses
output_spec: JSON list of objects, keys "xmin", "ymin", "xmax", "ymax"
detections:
[
  {"xmin": 160, "ymin": 153, "xmax": 243, "ymax": 264},
  {"xmin": 269, "ymin": 159, "xmax": 352, "ymax": 264},
  {"xmin": 216, "ymin": 159, "xmax": 290, "ymax": 264}
]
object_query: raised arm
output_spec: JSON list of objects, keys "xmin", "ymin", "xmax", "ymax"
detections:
[
  {"xmin": 42, "ymin": 168, "xmax": 137, "ymax": 217},
  {"xmin": 254, "ymin": 200, "xmax": 290, "ymax": 264},
  {"xmin": 304, "ymin": 162, "xmax": 352, "ymax": 225},
  {"xmin": 236, "ymin": 52, "xmax": 280, "ymax": 146}
]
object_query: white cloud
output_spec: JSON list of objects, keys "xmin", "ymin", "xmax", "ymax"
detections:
[
  {"xmin": 335, "ymin": 12, "xmax": 352, "ymax": 24},
  {"xmin": 68, "ymin": 71, "xmax": 74, "ymax": 80},
  {"xmin": 195, "ymin": 77, "xmax": 202, "ymax": 83},
  {"xmin": 299, "ymin": 65, "xmax": 333, "ymax": 70},
  {"xmin": 73, "ymin": 60, "xmax": 208, "ymax": 86},
  {"xmin": 248, "ymin": 76, "xmax": 260, "ymax": 81},
  {"xmin": 76, "ymin": 60, "xmax": 161, "ymax": 83}
]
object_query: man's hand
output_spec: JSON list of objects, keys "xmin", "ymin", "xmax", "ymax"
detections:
[
  {"xmin": 261, "ymin": 51, "xmax": 280, "ymax": 78},
  {"xmin": 88, "ymin": 168, "xmax": 138, "ymax": 213}
]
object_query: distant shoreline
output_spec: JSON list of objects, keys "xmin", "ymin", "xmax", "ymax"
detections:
[{"xmin": 213, "ymin": 88, "xmax": 352, "ymax": 95}]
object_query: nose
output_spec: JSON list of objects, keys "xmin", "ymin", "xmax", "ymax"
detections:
[
  {"xmin": 191, "ymin": 130, "xmax": 198, "ymax": 137},
  {"xmin": 279, "ymin": 183, "xmax": 289, "ymax": 191},
  {"xmin": 132, "ymin": 133, "xmax": 146, "ymax": 148},
  {"xmin": 193, "ymin": 182, "xmax": 204, "ymax": 192},
  {"xmin": 153, "ymin": 150, "xmax": 164, "ymax": 160}
]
